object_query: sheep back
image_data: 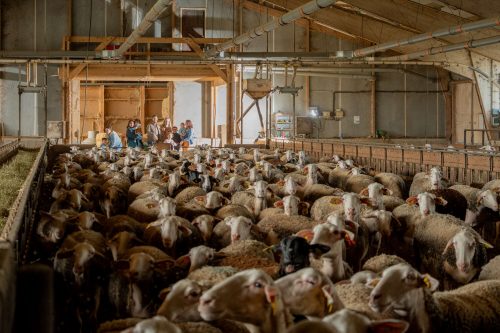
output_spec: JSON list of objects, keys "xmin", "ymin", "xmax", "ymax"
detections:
[
  {"xmin": 127, "ymin": 197, "xmax": 159, "ymax": 223},
  {"xmin": 479, "ymin": 255, "xmax": 500, "ymax": 281},
  {"xmin": 429, "ymin": 189, "xmax": 468, "ymax": 220},
  {"xmin": 345, "ymin": 175, "xmax": 375, "ymax": 194},
  {"xmin": 362, "ymin": 254, "xmax": 408, "ymax": 274},
  {"xmin": 374, "ymin": 173, "xmax": 406, "ymax": 198},
  {"xmin": 175, "ymin": 187, "xmax": 206, "ymax": 205},
  {"xmin": 310, "ymin": 196, "xmax": 343, "ymax": 221}
]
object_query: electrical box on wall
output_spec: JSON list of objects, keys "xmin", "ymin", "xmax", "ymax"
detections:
[
  {"xmin": 353, "ymin": 116, "xmax": 360, "ymax": 124},
  {"xmin": 334, "ymin": 109, "xmax": 345, "ymax": 121},
  {"xmin": 492, "ymin": 109, "xmax": 500, "ymax": 127}
]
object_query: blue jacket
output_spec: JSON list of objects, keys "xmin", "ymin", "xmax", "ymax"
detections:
[
  {"xmin": 126, "ymin": 127, "xmax": 137, "ymax": 148},
  {"xmin": 108, "ymin": 131, "xmax": 123, "ymax": 150},
  {"xmin": 184, "ymin": 128, "xmax": 195, "ymax": 145}
]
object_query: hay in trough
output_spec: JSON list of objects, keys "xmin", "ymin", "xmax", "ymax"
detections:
[{"xmin": 0, "ymin": 150, "xmax": 37, "ymax": 229}]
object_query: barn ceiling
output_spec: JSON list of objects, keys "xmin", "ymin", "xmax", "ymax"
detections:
[{"xmin": 251, "ymin": 0, "xmax": 500, "ymax": 63}]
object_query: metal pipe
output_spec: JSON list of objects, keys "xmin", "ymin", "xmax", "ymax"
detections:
[
  {"xmin": 381, "ymin": 35, "xmax": 500, "ymax": 61},
  {"xmin": 115, "ymin": 0, "xmax": 173, "ymax": 57},
  {"xmin": 354, "ymin": 16, "xmax": 500, "ymax": 57},
  {"xmin": 205, "ymin": 0, "xmax": 337, "ymax": 58}
]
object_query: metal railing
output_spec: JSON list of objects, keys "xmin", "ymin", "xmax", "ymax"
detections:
[
  {"xmin": 272, "ymin": 138, "xmax": 500, "ymax": 185},
  {"xmin": 463, "ymin": 129, "xmax": 500, "ymax": 148},
  {"xmin": 0, "ymin": 140, "xmax": 47, "ymax": 333}
]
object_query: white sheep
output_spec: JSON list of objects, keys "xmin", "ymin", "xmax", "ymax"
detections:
[{"xmin": 370, "ymin": 263, "xmax": 500, "ymax": 333}]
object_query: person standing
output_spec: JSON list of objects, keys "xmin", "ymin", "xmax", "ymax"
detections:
[
  {"xmin": 126, "ymin": 120, "xmax": 138, "ymax": 148},
  {"xmin": 170, "ymin": 126, "xmax": 182, "ymax": 151},
  {"xmin": 183, "ymin": 119, "xmax": 196, "ymax": 145},
  {"xmin": 134, "ymin": 118, "xmax": 144, "ymax": 148},
  {"xmin": 105, "ymin": 126, "xmax": 122, "ymax": 151},
  {"xmin": 178, "ymin": 122, "xmax": 187, "ymax": 139},
  {"xmin": 160, "ymin": 117, "xmax": 172, "ymax": 142},
  {"xmin": 146, "ymin": 115, "xmax": 161, "ymax": 146}
]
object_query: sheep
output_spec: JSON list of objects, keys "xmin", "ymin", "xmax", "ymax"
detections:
[
  {"xmin": 144, "ymin": 216, "xmax": 202, "ymax": 256},
  {"xmin": 345, "ymin": 169, "xmax": 375, "ymax": 194},
  {"xmin": 322, "ymin": 309, "xmax": 409, "ymax": 333},
  {"xmin": 427, "ymin": 188, "xmax": 468, "ymax": 220},
  {"xmin": 361, "ymin": 209, "xmax": 407, "ymax": 257},
  {"xmin": 211, "ymin": 216, "xmax": 265, "ymax": 249},
  {"xmin": 362, "ymin": 254, "xmax": 408, "ymax": 274},
  {"xmin": 286, "ymin": 320, "xmax": 336, "ymax": 333},
  {"xmin": 191, "ymin": 215, "xmax": 217, "ymax": 243},
  {"xmin": 256, "ymin": 213, "xmax": 318, "ymax": 245},
  {"xmin": 409, "ymin": 167, "xmax": 449, "ymax": 197},
  {"xmin": 53, "ymin": 230, "xmax": 110, "ymax": 332},
  {"xmin": 215, "ymin": 204, "xmax": 254, "ymax": 221},
  {"xmin": 127, "ymin": 197, "xmax": 161, "ymax": 223},
  {"xmin": 271, "ymin": 236, "xmax": 330, "ymax": 276},
  {"xmin": 275, "ymin": 267, "xmax": 345, "ymax": 318},
  {"xmin": 310, "ymin": 196, "xmax": 344, "ymax": 221},
  {"xmin": 97, "ymin": 318, "xmax": 141, "ymax": 333},
  {"xmin": 120, "ymin": 316, "xmax": 182, "ymax": 333},
  {"xmin": 100, "ymin": 185, "xmax": 128, "ymax": 218},
  {"xmin": 157, "ymin": 279, "xmax": 205, "ymax": 322},
  {"xmin": 334, "ymin": 282, "xmax": 392, "ymax": 320},
  {"xmin": 373, "ymin": 172, "xmax": 406, "ymax": 199},
  {"xmin": 328, "ymin": 162, "xmax": 351, "ymax": 188},
  {"xmin": 302, "ymin": 183, "xmax": 343, "ymax": 203},
  {"xmin": 198, "ymin": 269, "xmax": 293, "ymax": 333},
  {"xmin": 310, "ymin": 218, "xmax": 353, "ymax": 282},
  {"xmin": 231, "ymin": 180, "xmax": 275, "ymax": 218},
  {"xmin": 187, "ymin": 266, "xmax": 240, "ymax": 288},
  {"xmin": 109, "ymin": 246, "xmax": 175, "ymax": 318},
  {"xmin": 369, "ymin": 263, "xmax": 500, "ymax": 333},
  {"xmin": 414, "ymin": 214, "xmax": 491, "ymax": 289},
  {"xmin": 478, "ymin": 255, "xmax": 500, "ymax": 281},
  {"xmin": 175, "ymin": 187, "xmax": 206, "ymax": 205}
]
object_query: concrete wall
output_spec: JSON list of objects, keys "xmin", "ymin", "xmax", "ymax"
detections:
[{"xmin": 0, "ymin": 0, "xmax": 446, "ymax": 140}]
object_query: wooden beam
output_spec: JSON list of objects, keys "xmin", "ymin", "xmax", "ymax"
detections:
[
  {"xmin": 241, "ymin": 0, "xmax": 368, "ymax": 44},
  {"xmin": 68, "ymin": 37, "xmax": 115, "ymax": 80},
  {"xmin": 69, "ymin": 80, "xmax": 80, "ymax": 144},
  {"xmin": 72, "ymin": 64, "xmax": 219, "ymax": 81},
  {"xmin": 263, "ymin": 0, "xmax": 445, "ymax": 55},
  {"xmin": 438, "ymin": 0, "xmax": 500, "ymax": 19},
  {"xmin": 187, "ymin": 39, "xmax": 229, "ymax": 83},
  {"xmin": 140, "ymin": 86, "xmax": 146, "ymax": 136},
  {"xmin": 341, "ymin": 0, "xmax": 500, "ymax": 60},
  {"xmin": 370, "ymin": 75, "xmax": 376, "ymax": 138},
  {"xmin": 67, "ymin": 36, "xmax": 229, "ymax": 44}
]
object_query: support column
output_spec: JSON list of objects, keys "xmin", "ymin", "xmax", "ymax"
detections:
[
  {"xmin": 69, "ymin": 79, "xmax": 80, "ymax": 144},
  {"xmin": 226, "ymin": 65, "xmax": 235, "ymax": 144},
  {"xmin": 370, "ymin": 75, "xmax": 376, "ymax": 138},
  {"xmin": 201, "ymin": 81, "xmax": 213, "ymax": 138}
]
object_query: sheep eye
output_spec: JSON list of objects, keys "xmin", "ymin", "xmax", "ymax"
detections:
[
  {"xmin": 189, "ymin": 291, "xmax": 200, "ymax": 298},
  {"xmin": 253, "ymin": 282, "xmax": 263, "ymax": 288}
]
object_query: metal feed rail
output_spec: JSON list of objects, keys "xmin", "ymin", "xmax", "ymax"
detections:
[
  {"xmin": 0, "ymin": 139, "xmax": 47, "ymax": 333},
  {"xmin": 272, "ymin": 138, "xmax": 500, "ymax": 185}
]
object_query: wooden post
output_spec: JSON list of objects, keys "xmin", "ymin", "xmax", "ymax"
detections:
[
  {"xmin": 211, "ymin": 82, "xmax": 217, "ymax": 146},
  {"xmin": 69, "ymin": 79, "xmax": 80, "ymax": 144},
  {"xmin": 304, "ymin": 21, "xmax": 310, "ymax": 111},
  {"xmin": 370, "ymin": 75, "xmax": 376, "ymax": 138},
  {"xmin": 226, "ymin": 65, "xmax": 234, "ymax": 144},
  {"xmin": 139, "ymin": 86, "xmax": 146, "ymax": 131},
  {"xmin": 98, "ymin": 85, "xmax": 105, "ymax": 132},
  {"xmin": 201, "ymin": 81, "xmax": 212, "ymax": 138}
]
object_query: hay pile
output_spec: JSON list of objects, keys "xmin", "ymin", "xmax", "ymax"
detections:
[{"xmin": 0, "ymin": 150, "xmax": 37, "ymax": 229}]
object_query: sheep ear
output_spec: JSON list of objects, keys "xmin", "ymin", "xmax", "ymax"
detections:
[
  {"xmin": 359, "ymin": 188, "xmax": 369, "ymax": 196},
  {"xmin": 419, "ymin": 274, "xmax": 439, "ymax": 292},
  {"xmin": 370, "ymin": 319, "xmax": 410, "ymax": 333},
  {"xmin": 178, "ymin": 224, "xmax": 193, "ymax": 237},
  {"xmin": 434, "ymin": 197, "xmax": 448, "ymax": 206},
  {"xmin": 406, "ymin": 196, "xmax": 418, "ymax": 205},
  {"xmin": 276, "ymin": 180, "xmax": 285, "ymax": 186},
  {"xmin": 147, "ymin": 221, "xmax": 162, "ymax": 229},
  {"xmin": 478, "ymin": 238, "xmax": 494, "ymax": 249},
  {"xmin": 298, "ymin": 202, "xmax": 310, "ymax": 216},
  {"xmin": 158, "ymin": 287, "xmax": 172, "ymax": 301},
  {"xmin": 224, "ymin": 217, "xmax": 234, "ymax": 226},
  {"xmin": 442, "ymin": 239, "xmax": 454, "ymax": 255},
  {"xmin": 274, "ymin": 200, "xmax": 284, "ymax": 208},
  {"xmin": 175, "ymin": 255, "xmax": 191, "ymax": 269},
  {"xmin": 382, "ymin": 188, "xmax": 393, "ymax": 196},
  {"xmin": 309, "ymin": 244, "xmax": 330, "ymax": 257}
]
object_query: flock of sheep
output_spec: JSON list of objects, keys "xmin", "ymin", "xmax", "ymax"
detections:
[{"xmin": 36, "ymin": 145, "xmax": 500, "ymax": 333}]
